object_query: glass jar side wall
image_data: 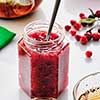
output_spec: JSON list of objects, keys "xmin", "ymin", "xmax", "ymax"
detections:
[{"xmin": 18, "ymin": 39, "xmax": 69, "ymax": 99}]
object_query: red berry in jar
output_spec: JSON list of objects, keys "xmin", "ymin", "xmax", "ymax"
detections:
[
  {"xmin": 92, "ymin": 33, "xmax": 100, "ymax": 41},
  {"xmin": 75, "ymin": 35, "xmax": 81, "ymax": 41},
  {"xmin": 50, "ymin": 33, "xmax": 59, "ymax": 40},
  {"xmin": 65, "ymin": 25, "xmax": 71, "ymax": 32},
  {"xmin": 70, "ymin": 30, "xmax": 77, "ymax": 36},
  {"xmin": 95, "ymin": 10, "xmax": 100, "ymax": 18},
  {"xmin": 80, "ymin": 36, "xmax": 88, "ymax": 45},
  {"xmin": 85, "ymin": 51, "xmax": 92, "ymax": 58},
  {"xmin": 73, "ymin": 23, "xmax": 81, "ymax": 30}
]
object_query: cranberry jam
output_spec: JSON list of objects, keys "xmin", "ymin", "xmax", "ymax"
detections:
[{"xmin": 18, "ymin": 21, "xmax": 69, "ymax": 99}]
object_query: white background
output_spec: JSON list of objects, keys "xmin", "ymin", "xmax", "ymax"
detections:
[{"xmin": 0, "ymin": 0, "xmax": 100, "ymax": 100}]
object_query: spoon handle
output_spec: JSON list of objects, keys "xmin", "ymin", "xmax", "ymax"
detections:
[{"xmin": 46, "ymin": 0, "xmax": 61, "ymax": 40}]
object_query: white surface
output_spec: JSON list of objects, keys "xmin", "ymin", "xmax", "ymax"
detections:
[
  {"xmin": 64, "ymin": 0, "xmax": 100, "ymax": 15},
  {"xmin": 0, "ymin": 0, "xmax": 100, "ymax": 100}
]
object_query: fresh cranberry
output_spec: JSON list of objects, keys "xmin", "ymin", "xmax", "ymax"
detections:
[
  {"xmin": 98, "ymin": 28, "xmax": 100, "ymax": 33},
  {"xmin": 41, "ymin": 31, "xmax": 46, "ymax": 37},
  {"xmin": 92, "ymin": 33, "xmax": 100, "ymax": 41},
  {"xmin": 85, "ymin": 51, "xmax": 92, "ymax": 58},
  {"xmin": 80, "ymin": 36, "xmax": 88, "ymax": 45},
  {"xmin": 79, "ymin": 13, "xmax": 87, "ymax": 19},
  {"xmin": 73, "ymin": 23, "xmax": 81, "ymax": 30},
  {"xmin": 95, "ymin": 10, "xmax": 100, "ymax": 17},
  {"xmin": 84, "ymin": 32, "xmax": 92, "ymax": 41},
  {"xmin": 70, "ymin": 20, "xmax": 77, "ymax": 25},
  {"xmin": 65, "ymin": 25, "xmax": 71, "ymax": 31},
  {"xmin": 70, "ymin": 30, "xmax": 77, "ymax": 36},
  {"xmin": 75, "ymin": 35, "xmax": 81, "ymax": 41}
]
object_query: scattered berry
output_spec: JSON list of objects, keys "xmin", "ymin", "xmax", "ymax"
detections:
[
  {"xmin": 70, "ymin": 20, "xmax": 77, "ymax": 25},
  {"xmin": 80, "ymin": 36, "xmax": 88, "ymax": 45},
  {"xmin": 85, "ymin": 51, "xmax": 92, "ymax": 58},
  {"xmin": 70, "ymin": 30, "xmax": 77, "ymax": 36},
  {"xmin": 73, "ymin": 23, "xmax": 81, "ymax": 30},
  {"xmin": 98, "ymin": 28, "xmax": 100, "ymax": 33},
  {"xmin": 84, "ymin": 32, "xmax": 92, "ymax": 41},
  {"xmin": 92, "ymin": 33, "xmax": 100, "ymax": 41},
  {"xmin": 75, "ymin": 35, "xmax": 81, "ymax": 41},
  {"xmin": 79, "ymin": 13, "xmax": 87, "ymax": 19},
  {"xmin": 95, "ymin": 10, "xmax": 100, "ymax": 17},
  {"xmin": 65, "ymin": 25, "xmax": 71, "ymax": 31}
]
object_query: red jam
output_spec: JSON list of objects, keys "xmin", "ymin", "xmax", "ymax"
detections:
[
  {"xmin": 18, "ymin": 25, "xmax": 69, "ymax": 99},
  {"xmin": 29, "ymin": 31, "xmax": 59, "ymax": 41}
]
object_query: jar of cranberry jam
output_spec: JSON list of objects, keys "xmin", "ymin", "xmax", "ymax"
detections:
[{"xmin": 18, "ymin": 20, "xmax": 69, "ymax": 99}]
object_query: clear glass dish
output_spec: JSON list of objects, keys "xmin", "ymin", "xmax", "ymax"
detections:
[{"xmin": 73, "ymin": 72, "xmax": 100, "ymax": 100}]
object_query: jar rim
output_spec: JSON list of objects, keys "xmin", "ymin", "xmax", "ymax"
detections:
[
  {"xmin": 23, "ymin": 20, "xmax": 64, "ymax": 47},
  {"xmin": 73, "ymin": 72, "xmax": 100, "ymax": 100}
]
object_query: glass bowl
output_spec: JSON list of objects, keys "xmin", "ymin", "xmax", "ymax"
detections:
[{"xmin": 73, "ymin": 72, "xmax": 100, "ymax": 100}]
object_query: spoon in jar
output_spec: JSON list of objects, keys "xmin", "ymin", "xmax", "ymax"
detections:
[{"xmin": 46, "ymin": 0, "xmax": 61, "ymax": 41}]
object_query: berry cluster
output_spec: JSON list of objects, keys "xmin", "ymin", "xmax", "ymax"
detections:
[{"xmin": 64, "ymin": 9, "xmax": 100, "ymax": 58}]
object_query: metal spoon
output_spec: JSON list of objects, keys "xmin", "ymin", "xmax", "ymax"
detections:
[{"xmin": 46, "ymin": 0, "xmax": 61, "ymax": 41}]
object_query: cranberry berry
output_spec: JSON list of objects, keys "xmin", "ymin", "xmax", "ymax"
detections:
[
  {"xmin": 85, "ymin": 51, "xmax": 92, "ymax": 58},
  {"xmin": 79, "ymin": 13, "xmax": 87, "ymax": 19},
  {"xmin": 95, "ymin": 10, "xmax": 100, "ymax": 18},
  {"xmin": 80, "ymin": 36, "xmax": 88, "ymax": 45},
  {"xmin": 65, "ymin": 25, "xmax": 71, "ymax": 32},
  {"xmin": 75, "ymin": 35, "xmax": 81, "ymax": 41},
  {"xmin": 70, "ymin": 20, "xmax": 77, "ymax": 25},
  {"xmin": 92, "ymin": 33, "xmax": 100, "ymax": 41},
  {"xmin": 84, "ymin": 32, "xmax": 92, "ymax": 41},
  {"xmin": 73, "ymin": 23, "xmax": 81, "ymax": 30},
  {"xmin": 70, "ymin": 30, "xmax": 77, "ymax": 36},
  {"xmin": 50, "ymin": 33, "xmax": 59, "ymax": 40}
]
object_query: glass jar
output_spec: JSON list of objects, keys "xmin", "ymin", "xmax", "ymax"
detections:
[
  {"xmin": 73, "ymin": 72, "xmax": 100, "ymax": 100},
  {"xmin": 0, "ymin": 0, "xmax": 42, "ymax": 18},
  {"xmin": 18, "ymin": 20, "xmax": 69, "ymax": 99}
]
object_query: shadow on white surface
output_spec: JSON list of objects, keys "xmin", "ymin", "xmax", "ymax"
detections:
[
  {"xmin": 58, "ymin": 88, "xmax": 68, "ymax": 100},
  {"xmin": 19, "ymin": 89, "xmax": 30, "ymax": 100}
]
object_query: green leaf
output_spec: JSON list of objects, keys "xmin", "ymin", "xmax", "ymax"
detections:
[{"xmin": 80, "ymin": 18, "xmax": 96, "ymax": 24}]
